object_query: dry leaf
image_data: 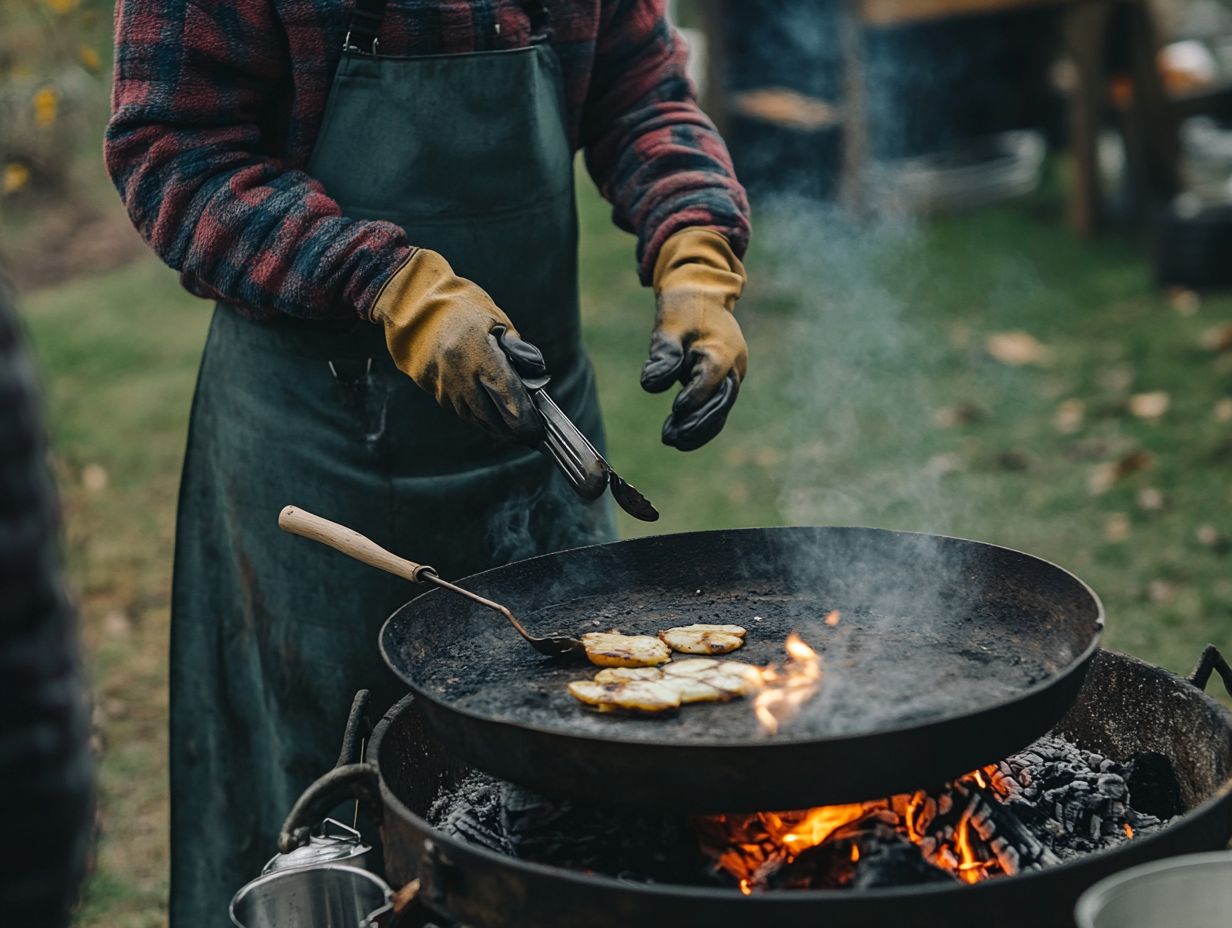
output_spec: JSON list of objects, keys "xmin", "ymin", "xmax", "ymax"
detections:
[
  {"xmin": 1147, "ymin": 580, "xmax": 1176, "ymax": 604},
  {"xmin": 1097, "ymin": 365, "xmax": 1135, "ymax": 395},
  {"xmin": 102, "ymin": 610, "xmax": 132, "ymax": 637},
  {"xmin": 1168, "ymin": 288, "xmax": 1200, "ymax": 316},
  {"xmin": 1214, "ymin": 398, "xmax": 1232, "ymax": 422},
  {"xmin": 933, "ymin": 403, "xmax": 984, "ymax": 428},
  {"xmin": 1128, "ymin": 391, "xmax": 1170, "ymax": 420},
  {"xmin": 926, "ymin": 453, "xmax": 963, "ymax": 477},
  {"xmin": 1195, "ymin": 525, "xmax": 1228, "ymax": 551},
  {"xmin": 1200, "ymin": 323, "xmax": 1232, "ymax": 353},
  {"xmin": 985, "ymin": 331, "xmax": 1052, "ymax": 367},
  {"xmin": 1088, "ymin": 450, "xmax": 1154, "ymax": 495},
  {"xmin": 1053, "ymin": 398, "xmax": 1086, "ymax": 434},
  {"xmin": 1137, "ymin": 487, "xmax": 1165, "ymax": 511},
  {"xmin": 1104, "ymin": 513, "xmax": 1131, "ymax": 543},
  {"xmin": 82, "ymin": 463, "xmax": 108, "ymax": 492}
]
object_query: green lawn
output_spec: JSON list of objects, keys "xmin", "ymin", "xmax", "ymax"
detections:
[{"xmin": 16, "ymin": 174, "xmax": 1232, "ymax": 928}]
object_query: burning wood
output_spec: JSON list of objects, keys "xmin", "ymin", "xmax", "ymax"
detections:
[{"xmin": 694, "ymin": 736, "xmax": 1171, "ymax": 893}]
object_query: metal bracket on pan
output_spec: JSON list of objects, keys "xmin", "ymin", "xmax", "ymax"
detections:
[{"xmin": 1188, "ymin": 644, "xmax": 1232, "ymax": 698}]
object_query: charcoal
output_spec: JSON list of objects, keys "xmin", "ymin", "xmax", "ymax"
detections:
[
  {"xmin": 854, "ymin": 839, "xmax": 955, "ymax": 889},
  {"xmin": 430, "ymin": 733, "xmax": 1179, "ymax": 894},
  {"xmin": 1125, "ymin": 752, "xmax": 1184, "ymax": 819}
]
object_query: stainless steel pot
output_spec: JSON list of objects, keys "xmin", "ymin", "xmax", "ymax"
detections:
[
  {"xmin": 1074, "ymin": 851, "xmax": 1232, "ymax": 928},
  {"xmin": 229, "ymin": 863, "xmax": 393, "ymax": 928}
]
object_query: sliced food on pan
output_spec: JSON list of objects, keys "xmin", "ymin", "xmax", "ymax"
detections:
[
  {"xmin": 594, "ymin": 667, "xmax": 664, "ymax": 684},
  {"xmin": 567, "ymin": 679, "xmax": 682, "ymax": 714},
  {"xmin": 663, "ymin": 659, "xmax": 761, "ymax": 698},
  {"xmin": 659, "ymin": 624, "xmax": 747, "ymax": 655},
  {"xmin": 581, "ymin": 631, "xmax": 671, "ymax": 668}
]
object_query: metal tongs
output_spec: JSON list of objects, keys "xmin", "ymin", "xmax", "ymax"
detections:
[{"xmin": 496, "ymin": 329, "xmax": 659, "ymax": 522}]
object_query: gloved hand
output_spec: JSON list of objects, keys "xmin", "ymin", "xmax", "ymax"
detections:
[
  {"xmin": 641, "ymin": 228, "xmax": 749, "ymax": 451},
  {"xmin": 373, "ymin": 248, "xmax": 546, "ymax": 445}
]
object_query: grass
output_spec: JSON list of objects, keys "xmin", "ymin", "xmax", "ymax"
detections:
[{"xmin": 14, "ymin": 172, "xmax": 1232, "ymax": 928}]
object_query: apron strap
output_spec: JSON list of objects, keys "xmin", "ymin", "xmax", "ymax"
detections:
[
  {"xmin": 344, "ymin": 0, "xmax": 550, "ymax": 55},
  {"xmin": 344, "ymin": 0, "xmax": 386, "ymax": 54}
]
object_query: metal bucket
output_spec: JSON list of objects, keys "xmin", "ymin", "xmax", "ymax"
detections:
[
  {"xmin": 229, "ymin": 863, "xmax": 393, "ymax": 928},
  {"xmin": 1074, "ymin": 851, "xmax": 1232, "ymax": 928}
]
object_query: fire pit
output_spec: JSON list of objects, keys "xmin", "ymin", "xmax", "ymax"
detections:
[{"xmin": 284, "ymin": 648, "xmax": 1232, "ymax": 928}]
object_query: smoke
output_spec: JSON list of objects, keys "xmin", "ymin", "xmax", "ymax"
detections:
[{"xmin": 753, "ymin": 197, "xmax": 969, "ymax": 536}]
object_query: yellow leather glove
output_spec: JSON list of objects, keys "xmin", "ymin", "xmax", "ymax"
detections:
[
  {"xmin": 641, "ymin": 228, "xmax": 749, "ymax": 451},
  {"xmin": 373, "ymin": 249, "xmax": 546, "ymax": 444}
]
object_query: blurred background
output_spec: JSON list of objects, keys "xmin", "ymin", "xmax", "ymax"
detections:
[{"xmin": 2, "ymin": 0, "xmax": 1232, "ymax": 924}]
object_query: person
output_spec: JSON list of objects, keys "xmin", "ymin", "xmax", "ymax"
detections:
[
  {"xmin": 0, "ymin": 276, "xmax": 94, "ymax": 927},
  {"xmin": 105, "ymin": 0, "xmax": 751, "ymax": 922}
]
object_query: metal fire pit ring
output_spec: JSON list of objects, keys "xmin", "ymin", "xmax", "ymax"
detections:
[{"xmin": 282, "ymin": 648, "xmax": 1232, "ymax": 928}]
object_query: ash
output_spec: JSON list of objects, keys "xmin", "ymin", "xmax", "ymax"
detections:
[{"xmin": 428, "ymin": 734, "xmax": 1179, "ymax": 890}]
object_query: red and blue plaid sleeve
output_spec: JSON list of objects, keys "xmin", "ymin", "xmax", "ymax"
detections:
[
  {"xmin": 581, "ymin": 0, "xmax": 751, "ymax": 285},
  {"xmin": 104, "ymin": 0, "xmax": 411, "ymax": 320}
]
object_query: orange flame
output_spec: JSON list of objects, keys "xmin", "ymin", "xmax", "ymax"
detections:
[
  {"xmin": 1123, "ymin": 824, "xmax": 1133, "ymax": 839},
  {"xmin": 698, "ymin": 766, "xmax": 1024, "ymax": 892},
  {"xmin": 746, "ymin": 633, "xmax": 822, "ymax": 735},
  {"xmin": 824, "ymin": 610, "xmax": 841, "ymax": 626}
]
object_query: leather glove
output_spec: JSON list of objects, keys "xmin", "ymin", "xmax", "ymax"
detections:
[
  {"xmin": 641, "ymin": 228, "xmax": 749, "ymax": 451},
  {"xmin": 373, "ymin": 249, "xmax": 546, "ymax": 445}
]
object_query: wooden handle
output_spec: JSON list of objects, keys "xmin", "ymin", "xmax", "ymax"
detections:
[{"xmin": 278, "ymin": 506, "xmax": 433, "ymax": 583}]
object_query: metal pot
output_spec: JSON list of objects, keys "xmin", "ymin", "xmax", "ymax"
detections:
[
  {"xmin": 262, "ymin": 819, "xmax": 372, "ymax": 874},
  {"xmin": 229, "ymin": 863, "xmax": 393, "ymax": 928},
  {"xmin": 1074, "ymin": 851, "xmax": 1232, "ymax": 928}
]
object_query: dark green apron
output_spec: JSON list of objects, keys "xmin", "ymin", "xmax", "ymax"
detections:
[{"xmin": 168, "ymin": 5, "xmax": 614, "ymax": 922}]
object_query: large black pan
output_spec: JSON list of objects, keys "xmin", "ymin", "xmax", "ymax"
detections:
[{"xmin": 306, "ymin": 520, "xmax": 1104, "ymax": 810}]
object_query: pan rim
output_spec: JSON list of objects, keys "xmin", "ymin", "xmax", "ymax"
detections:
[{"xmin": 378, "ymin": 524, "xmax": 1105, "ymax": 750}]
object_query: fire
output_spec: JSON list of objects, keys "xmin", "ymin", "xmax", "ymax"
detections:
[
  {"xmin": 1123, "ymin": 824, "xmax": 1134, "ymax": 840},
  {"xmin": 697, "ymin": 765, "xmax": 1013, "ymax": 892},
  {"xmin": 824, "ymin": 610, "xmax": 841, "ymax": 626},
  {"xmin": 746, "ymin": 633, "xmax": 822, "ymax": 735}
]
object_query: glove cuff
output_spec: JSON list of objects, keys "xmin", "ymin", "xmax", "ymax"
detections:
[{"xmin": 652, "ymin": 228, "xmax": 747, "ymax": 297}]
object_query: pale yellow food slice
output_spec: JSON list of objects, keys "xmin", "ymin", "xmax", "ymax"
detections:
[
  {"xmin": 659, "ymin": 624, "xmax": 748, "ymax": 655},
  {"xmin": 594, "ymin": 667, "xmax": 663, "ymax": 684},
  {"xmin": 566, "ymin": 679, "xmax": 681, "ymax": 713},
  {"xmin": 657, "ymin": 674, "xmax": 724, "ymax": 704},
  {"xmin": 660, "ymin": 658, "xmax": 721, "ymax": 677},
  {"xmin": 581, "ymin": 631, "xmax": 671, "ymax": 668}
]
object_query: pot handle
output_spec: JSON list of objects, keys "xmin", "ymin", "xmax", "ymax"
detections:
[
  {"xmin": 278, "ymin": 763, "xmax": 382, "ymax": 854},
  {"xmin": 337, "ymin": 689, "xmax": 372, "ymax": 768},
  {"xmin": 1187, "ymin": 644, "xmax": 1232, "ymax": 697}
]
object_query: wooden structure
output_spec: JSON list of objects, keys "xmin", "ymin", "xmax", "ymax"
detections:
[{"xmin": 698, "ymin": 0, "xmax": 1186, "ymax": 234}]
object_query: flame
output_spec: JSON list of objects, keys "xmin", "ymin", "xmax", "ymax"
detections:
[
  {"xmin": 824, "ymin": 610, "xmax": 841, "ymax": 626},
  {"xmin": 1123, "ymin": 824, "xmax": 1133, "ymax": 839},
  {"xmin": 698, "ymin": 766, "xmax": 1029, "ymax": 892},
  {"xmin": 747, "ymin": 633, "xmax": 822, "ymax": 735}
]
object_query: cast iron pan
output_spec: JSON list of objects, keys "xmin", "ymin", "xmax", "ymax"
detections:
[{"xmin": 334, "ymin": 524, "xmax": 1104, "ymax": 810}]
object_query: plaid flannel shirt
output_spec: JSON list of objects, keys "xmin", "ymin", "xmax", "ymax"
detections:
[{"xmin": 105, "ymin": 0, "xmax": 751, "ymax": 320}]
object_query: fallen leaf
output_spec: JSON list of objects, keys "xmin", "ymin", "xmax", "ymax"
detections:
[
  {"xmin": 933, "ymin": 402, "xmax": 985, "ymax": 428},
  {"xmin": 926, "ymin": 453, "xmax": 963, "ymax": 477},
  {"xmin": 101, "ymin": 610, "xmax": 131, "ymax": 638},
  {"xmin": 1147, "ymin": 580, "xmax": 1176, "ymax": 604},
  {"xmin": 1215, "ymin": 398, "xmax": 1232, "ymax": 422},
  {"xmin": 1136, "ymin": 487, "xmax": 1165, "ymax": 511},
  {"xmin": 1195, "ymin": 525, "xmax": 1229, "ymax": 551},
  {"xmin": 82, "ymin": 463, "xmax": 108, "ymax": 492},
  {"xmin": 1089, "ymin": 450, "xmax": 1154, "ymax": 495},
  {"xmin": 1168, "ymin": 288, "xmax": 1200, "ymax": 316},
  {"xmin": 1097, "ymin": 365, "xmax": 1135, "ymax": 395},
  {"xmin": 1053, "ymin": 398, "xmax": 1086, "ymax": 434},
  {"xmin": 1104, "ymin": 513, "xmax": 1131, "ymax": 543},
  {"xmin": 1128, "ymin": 391, "xmax": 1170, "ymax": 420},
  {"xmin": 985, "ymin": 331, "xmax": 1052, "ymax": 367},
  {"xmin": 1200, "ymin": 323, "xmax": 1232, "ymax": 353}
]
